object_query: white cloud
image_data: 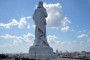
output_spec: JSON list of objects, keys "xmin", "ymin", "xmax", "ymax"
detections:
[
  {"xmin": 47, "ymin": 35, "xmax": 59, "ymax": 44},
  {"xmin": 60, "ymin": 17, "xmax": 70, "ymax": 32},
  {"xmin": 44, "ymin": 3, "xmax": 62, "ymax": 27},
  {"xmin": 27, "ymin": 16, "xmax": 32, "ymax": 19},
  {"xmin": 59, "ymin": 41, "xmax": 90, "ymax": 52},
  {"xmin": 1, "ymin": 33, "xmax": 90, "ymax": 52},
  {"xmin": 47, "ymin": 35, "xmax": 77, "ymax": 52},
  {"xmin": 0, "ymin": 19, "xmax": 18, "ymax": 28},
  {"xmin": 27, "ymin": 23, "xmax": 30, "ymax": 28},
  {"xmin": 47, "ymin": 35, "xmax": 90, "ymax": 52},
  {"xmin": 0, "ymin": 34, "xmax": 16, "ymax": 39},
  {"xmin": 0, "ymin": 16, "xmax": 31, "ymax": 29},
  {"xmin": 18, "ymin": 17, "xmax": 27, "ymax": 28},
  {"xmin": 79, "ymin": 41, "xmax": 90, "ymax": 51},
  {"xmin": 47, "ymin": 35, "xmax": 61, "ymax": 51},
  {"xmin": 32, "ymin": 25, "xmax": 36, "ymax": 28},
  {"xmin": 0, "ymin": 33, "xmax": 34, "ymax": 53},
  {"xmin": 43, "ymin": 3, "xmax": 71, "ymax": 32},
  {"xmin": 60, "ymin": 17, "xmax": 71, "ymax": 27},
  {"xmin": 0, "ymin": 42, "xmax": 30, "ymax": 53},
  {"xmin": 61, "ymin": 26, "xmax": 69, "ymax": 32},
  {"xmin": 0, "ymin": 34, "xmax": 60, "ymax": 48},
  {"xmin": 0, "ymin": 33, "xmax": 34, "ymax": 44},
  {"xmin": 77, "ymin": 34, "xmax": 88, "ymax": 39},
  {"xmin": 23, "ymin": 33, "xmax": 34, "ymax": 43}
]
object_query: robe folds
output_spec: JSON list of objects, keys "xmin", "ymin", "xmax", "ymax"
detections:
[{"xmin": 33, "ymin": 7, "xmax": 49, "ymax": 46}]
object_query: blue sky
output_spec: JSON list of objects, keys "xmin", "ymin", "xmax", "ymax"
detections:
[{"xmin": 0, "ymin": 0, "xmax": 90, "ymax": 53}]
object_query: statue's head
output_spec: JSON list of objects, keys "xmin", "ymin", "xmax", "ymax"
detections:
[{"xmin": 38, "ymin": 1, "xmax": 43, "ymax": 8}]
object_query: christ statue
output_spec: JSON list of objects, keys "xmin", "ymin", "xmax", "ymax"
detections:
[{"xmin": 33, "ymin": 1, "xmax": 49, "ymax": 46}]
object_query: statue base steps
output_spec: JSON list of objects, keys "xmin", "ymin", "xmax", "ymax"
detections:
[{"xmin": 29, "ymin": 45, "xmax": 57, "ymax": 60}]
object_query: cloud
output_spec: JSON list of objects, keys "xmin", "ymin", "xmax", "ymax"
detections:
[
  {"xmin": 77, "ymin": 34, "xmax": 88, "ymax": 39},
  {"xmin": 61, "ymin": 26, "xmax": 69, "ymax": 32},
  {"xmin": 32, "ymin": 25, "xmax": 36, "ymax": 28},
  {"xmin": 0, "ymin": 33, "xmax": 34, "ymax": 44},
  {"xmin": 27, "ymin": 23, "xmax": 30, "ymax": 29},
  {"xmin": 0, "ymin": 19, "xmax": 18, "ymax": 28},
  {"xmin": 18, "ymin": 17, "xmax": 27, "ymax": 28},
  {"xmin": 44, "ymin": 3, "xmax": 62, "ymax": 27},
  {"xmin": 47, "ymin": 35, "xmax": 78, "ymax": 51},
  {"xmin": 60, "ymin": 17, "xmax": 71, "ymax": 32},
  {"xmin": 78, "ymin": 30, "xmax": 86, "ymax": 33},
  {"xmin": 0, "ymin": 33, "xmax": 90, "ymax": 52},
  {"xmin": 0, "ymin": 34, "xmax": 16, "ymax": 39},
  {"xmin": 43, "ymin": 3, "xmax": 71, "ymax": 32},
  {"xmin": 0, "ymin": 42, "xmax": 30, "ymax": 53},
  {"xmin": 47, "ymin": 35, "xmax": 90, "ymax": 52},
  {"xmin": 0, "ymin": 33, "xmax": 34, "ymax": 53},
  {"xmin": 26, "ymin": 16, "xmax": 32, "ymax": 19},
  {"xmin": 47, "ymin": 35, "xmax": 59, "ymax": 44},
  {"xmin": 0, "ymin": 34, "xmax": 59, "ymax": 47},
  {"xmin": 0, "ymin": 16, "xmax": 31, "ymax": 29},
  {"xmin": 59, "ymin": 41, "xmax": 90, "ymax": 52}
]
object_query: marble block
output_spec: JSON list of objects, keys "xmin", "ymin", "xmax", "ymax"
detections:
[{"xmin": 29, "ymin": 45, "xmax": 57, "ymax": 59}]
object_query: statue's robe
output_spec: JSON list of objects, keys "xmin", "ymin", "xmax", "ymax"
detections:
[{"xmin": 33, "ymin": 7, "xmax": 49, "ymax": 46}]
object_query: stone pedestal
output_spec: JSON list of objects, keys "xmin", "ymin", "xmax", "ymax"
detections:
[{"xmin": 29, "ymin": 45, "xmax": 57, "ymax": 59}]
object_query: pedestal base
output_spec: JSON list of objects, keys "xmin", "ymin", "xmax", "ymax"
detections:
[{"xmin": 29, "ymin": 45, "xmax": 57, "ymax": 59}]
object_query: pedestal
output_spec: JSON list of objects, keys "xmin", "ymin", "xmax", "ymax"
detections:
[{"xmin": 29, "ymin": 45, "xmax": 57, "ymax": 60}]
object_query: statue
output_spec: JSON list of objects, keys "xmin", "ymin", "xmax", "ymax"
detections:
[
  {"xmin": 33, "ymin": 1, "xmax": 49, "ymax": 46},
  {"xmin": 29, "ymin": 1, "xmax": 57, "ymax": 59}
]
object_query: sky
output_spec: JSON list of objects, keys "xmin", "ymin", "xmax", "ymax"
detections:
[{"xmin": 0, "ymin": 0, "xmax": 90, "ymax": 53}]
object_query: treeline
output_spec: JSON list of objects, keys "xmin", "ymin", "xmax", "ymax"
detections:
[
  {"xmin": 0, "ymin": 54, "xmax": 9, "ymax": 59},
  {"xmin": 0, "ymin": 54, "xmax": 38, "ymax": 60}
]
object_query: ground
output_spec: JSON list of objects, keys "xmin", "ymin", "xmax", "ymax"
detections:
[{"xmin": 0, "ymin": 58, "xmax": 81, "ymax": 60}]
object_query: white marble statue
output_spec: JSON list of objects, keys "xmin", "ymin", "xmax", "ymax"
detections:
[
  {"xmin": 33, "ymin": 1, "xmax": 49, "ymax": 46},
  {"xmin": 29, "ymin": 1, "xmax": 57, "ymax": 59}
]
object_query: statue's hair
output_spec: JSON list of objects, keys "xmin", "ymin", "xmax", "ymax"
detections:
[{"xmin": 38, "ymin": 1, "xmax": 43, "ymax": 8}]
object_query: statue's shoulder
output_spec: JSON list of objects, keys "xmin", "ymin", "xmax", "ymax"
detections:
[
  {"xmin": 34, "ymin": 8, "xmax": 46, "ymax": 13},
  {"xmin": 34, "ymin": 8, "xmax": 40, "ymax": 12},
  {"xmin": 40, "ymin": 8, "xmax": 46, "ymax": 11}
]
